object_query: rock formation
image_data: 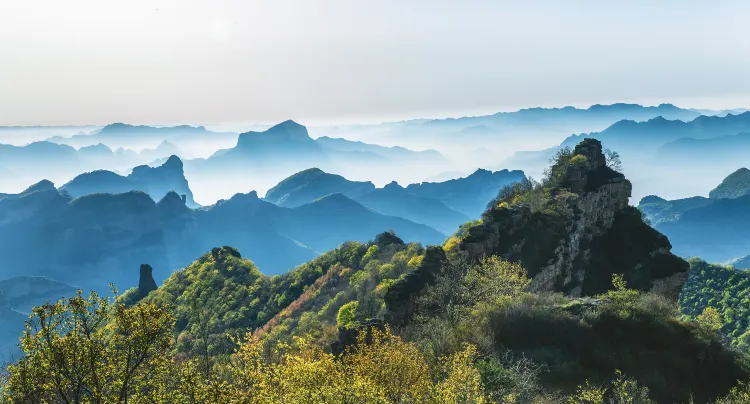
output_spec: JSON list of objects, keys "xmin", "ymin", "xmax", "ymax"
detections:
[
  {"xmin": 461, "ymin": 138, "xmax": 688, "ymax": 297},
  {"xmin": 384, "ymin": 246, "xmax": 446, "ymax": 326},
  {"xmin": 138, "ymin": 264, "xmax": 158, "ymax": 297},
  {"xmin": 385, "ymin": 138, "xmax": 688, "ymax": 326}
]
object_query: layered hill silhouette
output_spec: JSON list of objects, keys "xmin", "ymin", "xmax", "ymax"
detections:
[
  {"xmin": 639, "ymin": 168, "xmax": 750, "ymax": 261},
  {"xmin": 262, "ymin": 167, "xmax": 522, "ymax": 234},
  {"xmin": 61, "ymin": 155, "xmax": 198, "ymax": 207},
  {"xmin": 0, "ymin": 178, "xmax": 445, "ymax": 291},
  {"xmin": 264, "ymin": 168, "xmax": 375, "ymax": 208},
  {"xmin": 324, "ymin": 103, "xmax": 705, "ymax": 150},
  {"xmin": 47, "ymin": 122, "xmax": 238, "ymax": 151},
  {"xmin": 561, "ymin": 112, "xmax": 750, "ymax": 153}
]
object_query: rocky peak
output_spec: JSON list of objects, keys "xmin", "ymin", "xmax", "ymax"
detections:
[
  {"xmin": 138, "ymin": 264, "xmax": 158, "ymax": 296},
  {"xmin": 461, "ymin": 138, "xmax": 685, "ymax": 298},
  {"xmin": 573, "ymin": 138, "xmax": 606, "ymax": 169},
  {"xmin": 455, "ymin": 139, "xmax": 686, "ymax": 298}
]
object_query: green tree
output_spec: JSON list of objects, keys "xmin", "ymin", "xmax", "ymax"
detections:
[{"xmin": 3, "ymin": 289, "xmax": 176, "ymax": 403}]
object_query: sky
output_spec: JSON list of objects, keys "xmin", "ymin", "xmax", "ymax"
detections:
[{"xmin": 1, "ymin": 0, "xmax": 749, "ymax": 126}]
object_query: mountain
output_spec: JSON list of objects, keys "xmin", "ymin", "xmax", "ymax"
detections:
[
  {"xmin": 216, "ymin": 120, "xmax": 327, "ymax": 165},
  {"xmin": 47, "ymin": 123, "xmax": 238, "ymax": 151},
  {"xmin": 319, "ymin": 103, "xmax": 703, "ymax": 152},
  {"xmin": 8, "ymin": 137, "xmax": 750, "ymax": 404},
  {"xmin": 655, "ymin": 133, "xmax": 750, "ymax": 172},
  {"xmin": 185, "ymin": 120, "xmax": 461, "ymax": 204},
  {"xmin": 0, "ymin": 276, "xmax": 78, "ymax": 313},
  {"xmin": 637, "ymin": 168, "xmax": 750, "ymax": 261},
  {"xmin": 0, "ymin": 141, "xmax": 80, "ymax": 169},
  {"xmin": 315, "ymin": 136, "xmax": 445, "ymax": 162},
  {"xmin": 561, "ymin": 112, "xmax": 750, "ymax": 153},
  {"xmin": 0, "ymin": 291, "xmax": 27, "ymax": 358},
  {"xmin": 264, "ymin": 168, "xmax": 508, "ymax": 234},
  {"xmin": 263, "ymin": 168, "xmax": 375, "ymax": 208},
  {"xmin": 445, "ymin": 138, "xmax": 688, "ymax": 297},
  {"xmin": 728, "ymin": 255, "xmax": 750, "ymax": 270},
  {"xmin": 283, "ymin": 193, "xmax": 444, "ymax": 252},
  {"xmin": 61, "ymin": 155, "xmax": 198, "ymax": 207},
  {"xmin": 353, "ymin": 181, "xmax": 470, "ymax": 234},
  {"xmin": 0, "ymin": 177, "xmax": 444, "ymax": 290},
  {"xmin": 129, "ymin": 138, "xmax": 739, "ymax": 404},
  {"xmin": 709, "ymin": 167, "xmax": 750, "ymax": 199},
  {"xmin": 651, "ymin": 195, "xmax": 750, "ymax": 262},
  {"xmin": 637, "ymin": 195, "xmax": 713, "ymax": 226},
  {"xmin": 405, "ymin": 168, "xmax": 526, "ymax": 217}
]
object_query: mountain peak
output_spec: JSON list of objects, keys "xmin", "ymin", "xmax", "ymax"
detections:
[
  {"xmin": 453, "ymin": 138, "xmax": 686, "ymax": 297},
  {"xmin": 383, "ymin": 181, "xmax": 403, "ymax": 190},
  {"xmin": 162, "ymin": 155, "xmax": 183, "ymax": 170},
  {"xmin": 22, "ymin": 179, "xmax": 56, "ymax": 194},
  {"xmin": 265, "ymin": 120, "xmax": 310, "ymax": 140}
]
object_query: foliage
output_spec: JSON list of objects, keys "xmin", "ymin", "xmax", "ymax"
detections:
[
  {"xmin": 229, "ymin": 327, "xmax": 490, "ymax": 403},
  {"xmin": 3, "ymin": 289, "xmax": 177, "ymax": 403},
  {"xmin": 570, "ymin": 154, "xmax": 589, "ymax": 167},
  {"xmin": 258, "ymin": 237, "xmax": 426, "ymax": 347},
  {"xmin": 337, "ymin": 301, "xmax": 359, "ymax": 328},
  {"xmin": 142, "ymin": 243, "xmax": 369, "ymax": 361},
  {"xmin": 680, "ymin": 258, "xmax": 750, "ymax": 348}
]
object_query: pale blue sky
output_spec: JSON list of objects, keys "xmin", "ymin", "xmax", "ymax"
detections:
[{"xmin": 1, "ymin": 0, "xmax": 748, "ymax": 125}]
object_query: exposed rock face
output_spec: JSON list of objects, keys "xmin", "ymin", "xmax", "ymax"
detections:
[
  {"xmin": 461, "ymin": 138, "xmax": 688, "ymax": 297},
  {"xmin": 138, "ymin": 264, "xmax": 158, "ymax": 296},
  {"xmin": 384, "ymin": 246, "xmax": 446, "ymax": 326},
  {"xmin": 330, "ymin": 319, "xmax": 386, "ymax": 357}
]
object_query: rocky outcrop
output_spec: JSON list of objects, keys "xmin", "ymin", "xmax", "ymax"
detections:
[
  {"xmin": 461, "ymin": 138, "xmax": 688, "ymax": 297},
  {"xmin": 330, "ymin": 319, "xmax": 386, "ymax": 356},
  {"xmin": 384, "ymin": 246, "xmax": 446, "ymax": 326},
  {"xmin": 138, "ymin": 264, "xmax": 158, "ymax": 297}
]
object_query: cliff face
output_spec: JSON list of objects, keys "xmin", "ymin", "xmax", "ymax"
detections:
[{"xmin": 461, "ymin": 138, "xmax": 688, "ymax": 297}]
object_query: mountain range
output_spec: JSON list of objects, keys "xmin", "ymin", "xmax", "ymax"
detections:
[
  {"xmin": 639, "ymin": 168, "xmax": 750, "ymax": 261},
  {"xmin": 61, "ymin": 155, "xmax": 199, "ymax": 207},
  {"xmin": 47, "ymin": 122, "xmax": 239, "ymax": 152},
  {"xmin": 0, "ymin": 182, "xmax": 444, "ymax": 291}
]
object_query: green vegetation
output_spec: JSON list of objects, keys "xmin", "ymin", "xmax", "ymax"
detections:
[
  {"xmin": 4, "ymin": 143, "xmax": 750, "ymax": 403},
  {"xmin": 681, "ymin": 258, "xmax": 750, "ymax": 349},
  {"xmin": 257, "ymin": 233, "xmax": 427, "ymax": 347}
]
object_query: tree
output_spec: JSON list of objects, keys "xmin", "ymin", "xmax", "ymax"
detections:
[
  {"xmin": 604, "ymin": 148, "xmax": 623, "ymax": 172},
  {"xmin": 3, "ymin": 289, "xmax": 176, "ymax": 403}
]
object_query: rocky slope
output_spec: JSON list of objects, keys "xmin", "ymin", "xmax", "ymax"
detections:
[
  {"xmin": 384, "ymin": 139, "xmax": 688, "ymax": 327},
  {"xmin": 460, "ymin": 139, "xmax": 688, "ymax": 297}
]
